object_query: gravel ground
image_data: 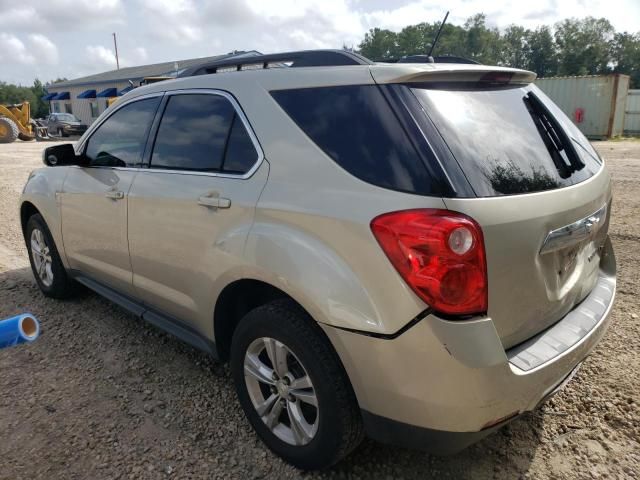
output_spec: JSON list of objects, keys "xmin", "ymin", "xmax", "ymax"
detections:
[{"xmin": 0, "ymin": 140, "xmax": 638, "ymax": 480}]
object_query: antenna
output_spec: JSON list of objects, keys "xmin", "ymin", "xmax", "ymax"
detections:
[{"xmin": 427, "ymin": 11, "xmax": 449, "ymax": 61}]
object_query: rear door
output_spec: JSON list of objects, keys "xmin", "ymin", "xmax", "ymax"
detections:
[
  {"xmin": 127, "ymin": 90, "xmax": 267, "ymax": 332},
  {"xmin": 61, "ymin": 95, "xmax": 161, "ymax": 295},
  {"xmin": 408, "ymin": 83, "xmax": 610, "ymax": 348}
]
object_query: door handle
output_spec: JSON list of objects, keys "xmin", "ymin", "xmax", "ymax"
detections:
[
  {"xmin": 197, "ymin": 194, "xmax": 231, "ymax": 209},
  {"xmin": 105, "ymin": 190, "xmax": 124, "ymax": 200}
]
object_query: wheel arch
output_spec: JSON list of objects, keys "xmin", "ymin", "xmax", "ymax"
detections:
[
  {"xmin": 213, "ymin": 279, "xmax": 293, "ymax": 361},
  {"xmin": 20, "ymin": 201, "xmax": 41, "ymax": 235}
]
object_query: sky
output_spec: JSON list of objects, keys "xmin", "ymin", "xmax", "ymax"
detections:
[{"xmin": 1, "ymin": 0, "xmax": 639, "ymax": 85}]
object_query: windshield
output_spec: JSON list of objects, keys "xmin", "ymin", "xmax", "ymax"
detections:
[
  {"xmin": 56, "ymin": 114, "xmax": 80, "ymax": 122},
  {"xmin": 411, "ymin": 84, "xmax": 602, "ymax": 196}
]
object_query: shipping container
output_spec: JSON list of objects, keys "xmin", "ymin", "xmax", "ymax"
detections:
[
  {"xmin": 535, "ymin": 74, "xmax": 630, "ymax": 139},
  {"xmin": 625, "ymin": 89, "xmax": 640, "ymax": 136}
]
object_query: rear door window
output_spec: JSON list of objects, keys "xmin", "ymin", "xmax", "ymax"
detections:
[
  {"xmin": 411, "ymin": 85, "xmax": 602, "ymax": 196},
  {"xmin": 151, "ymin": 94, "xmax": 234, "ymax": 172},
  {"xmin": 150, "ymin": 93, "xmax": 259, "ymax": 174},
  {"xmin": 271, "ymin": 85, "xmax": 436, "ymax": 195}
]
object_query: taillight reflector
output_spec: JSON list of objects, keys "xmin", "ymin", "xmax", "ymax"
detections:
[{"xmin": 371, "ymin": 209, "xmax": 488, "ymax": 316}]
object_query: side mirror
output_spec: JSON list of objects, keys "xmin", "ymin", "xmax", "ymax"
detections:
[{"xmin": 42, "ymin": 144, "xmax": 86, "ymax": 167}]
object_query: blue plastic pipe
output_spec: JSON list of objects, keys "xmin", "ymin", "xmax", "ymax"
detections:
[{"xmin": 0, "ymin": 314, "xmax": 40, "ymax": 349}]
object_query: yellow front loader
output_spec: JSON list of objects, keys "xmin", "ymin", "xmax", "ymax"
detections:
[{"xmin": 0, "ymin": 102, "xmax": 51, "ymax": 143}]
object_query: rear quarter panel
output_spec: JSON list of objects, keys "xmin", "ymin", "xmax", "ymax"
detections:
[{"xmin": 240, "ymin": 84, "xmax": 447, "ymax": 334}]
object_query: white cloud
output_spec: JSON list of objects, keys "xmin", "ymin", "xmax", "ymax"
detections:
[
  {"xmin": 1, "ymin": 0, "xmax": 639, "ymax": 85},
  {"xmin": 0, "ymin": 0, "xmax": 124, "ymax": 31},
  {"xmin": 138, "ymin": 0, "xmax": 204, "ymax": 44},
  {"xmin": 84, "ymin": 45, "xmax": 118, "ymax": 69},
  {"xmin": 0, "ymin": 34, "xmax": 34, "ymax": 65},
  {"xmin": 28, "ymin": 34, "xmax": 59, "ymax": 65},
  {"xmin": 83, "ymin": 44, "xmax": 149, "ymax": 71},
  {"xmin": 0, "ymin": 33, "xmax": 59, "ymax": 66},
  {"xmin": 130, "ymin": 47, "xmax": 148, "ymax": 63}
]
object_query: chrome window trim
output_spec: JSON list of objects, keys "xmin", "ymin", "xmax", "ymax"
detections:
[{"xmin": 75, "ymin": 89, "xmax": 265, "ymax": 180}]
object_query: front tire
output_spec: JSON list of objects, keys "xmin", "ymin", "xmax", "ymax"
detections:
[
  {"xmin": 230, "ymin": 299, "xmax": 363, "ymax": 470},
  {"xmin": 25, "ymin": 214, "xmax": 77, "ymax": 298},
  {"xmin": 0, "ymin": 117, "xmax": 19, "ymax": 143}
]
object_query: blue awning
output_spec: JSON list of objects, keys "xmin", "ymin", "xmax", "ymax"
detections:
[
  {"xmin": 51, "ymin": 92, "xmax": 70, "ymax": 100},
  {"xmin": 41, "ymin": 93, "xmax": 57, "ymax": 101},
  {"xmin": 77, "ymin": 89, "xmax": 96, "ymax": 99},
  {"xmin": 118, "ymin": 85, "xmax": 134, "ymax": 96},
  {"xmin": 96, "ymin": 88, "xmax": 118, "ymax": 98}
]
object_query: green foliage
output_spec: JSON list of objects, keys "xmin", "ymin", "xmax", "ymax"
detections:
[
  {"xmin": 612, "ymin": 32, "xmax": 640, "ymax": 87},
  {"xmin": 0, "ymin": 79, "xmax": 53, "ymax": 118},
  {"xmin": 0, "ymin": 78, "xmax": 68, "ymax": 119},
  {"xmin": 358, "ymin": 15, "xmax": 640, "ymax": 86}
]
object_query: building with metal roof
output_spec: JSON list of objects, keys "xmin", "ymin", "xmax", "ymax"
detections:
[{"xmin": 44, "ymin": 51, "xmax": 259, "ymax": 125}]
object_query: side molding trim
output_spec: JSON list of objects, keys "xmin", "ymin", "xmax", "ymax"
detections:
[{"xmin": 73, "ymin": 273, "xmax": 218, "ymax": 358}]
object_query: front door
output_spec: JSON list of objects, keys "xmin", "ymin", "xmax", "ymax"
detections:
[
  {"xmin": 60, "ymin": 95, "xmax": 161, "ymax": 295},
  {"xmin": 127, "ymin": 91, "xmax": 267, "ymax": 333}
]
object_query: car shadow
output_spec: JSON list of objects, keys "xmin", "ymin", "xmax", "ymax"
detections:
[
  {"xmin": 326, "ymin": 412, "xmax": 545, "ymax": 478},
  {"xmin": 0, "ymin": 265, "xmax": 546, "ymax": 478}
]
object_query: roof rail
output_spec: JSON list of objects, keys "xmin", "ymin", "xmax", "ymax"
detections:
[{"xmin": 179, "ymin": 49, "xmax": 373, "ymax": 77}]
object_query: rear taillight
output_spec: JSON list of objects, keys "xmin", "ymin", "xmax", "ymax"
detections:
[{"xmin": 371, "ymin": 209, "xmax": 487, "ymax": 316}]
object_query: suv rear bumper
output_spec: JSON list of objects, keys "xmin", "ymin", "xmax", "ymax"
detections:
[{"xmin": 321, "ymin": 237, "xmax": 615, "ymax": 452}]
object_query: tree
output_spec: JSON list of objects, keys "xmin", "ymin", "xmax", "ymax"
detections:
[
  {"xmin": 358, "ymin": 28, "xmax": 398, "ymax": 60},
  {"xmin": 463, "ymin": 14, "xmax": 503, "ymax": 64},
  {"xmin": 396, "ymin": 23, "xmax": 432, "ymax": 57},
  {"xmin": 30, "ymin": 79, "xmax": 49, "ymax": 118},
  {"xmin": 524, "ymin": 26, "xmax": 558, "ymax": 77},
  {"xmin": 502, "ymin": 25, "xmax": 529, "ymax": 69},
  {"xmin": 612, "ymin": 32, "xmax": 640, "ymax": 87},
  {"xmin": 355, "ymin": 13, "xmax": 640, "ymax": 86},
  {"xmin": 554, "ymin": 17, "xmax": 615, "ymax": 75}
]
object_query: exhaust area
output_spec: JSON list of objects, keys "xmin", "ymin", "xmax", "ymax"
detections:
[{"xmin": 0, "ymin": 314, "xmax": 40, "ymax": 349}]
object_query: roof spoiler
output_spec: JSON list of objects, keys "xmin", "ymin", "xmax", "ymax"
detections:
[{"xmin": 371, "ymin": 65, "xmax": 537, "ymax": 85}]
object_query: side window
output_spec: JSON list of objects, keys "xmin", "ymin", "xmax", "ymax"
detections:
[
  {"xmin": 271, "ymin": 85, "xmax": 434, "ymax": 194},
  {"xmin": 150, "ymin": 93, "xmax": 258, "ymax": 174},
  {"xmin": 151, "ymin": 94, "xmax": 233, "ymax": 171},
  {"xmin": 223, "ymin": 114, "xmax": 259, "ymax": 174},
  {"xmin": 85, "ymin": 97, "xmax": 160, "ymax": 167}
]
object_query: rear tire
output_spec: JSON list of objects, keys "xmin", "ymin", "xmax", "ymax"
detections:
[
  {"xmin": 0, "ymin": 117, "xmax": 19, "ymax": 143},
  {"xmin": 230, "ymin": 299, "xmax": 363, "ymax": 470},
  {"xmin": 25, "ymin": 214, "xmax": 77, "ymax": 298}
]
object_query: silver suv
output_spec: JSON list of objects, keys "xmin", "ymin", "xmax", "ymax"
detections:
[{"xmin": 20, "ymin": 50, "xmax": 615, "ymax": 470}]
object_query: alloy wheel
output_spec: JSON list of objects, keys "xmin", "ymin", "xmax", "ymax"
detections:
[
  {"xmin": 244, "ymin": 337, "xmax": 319, "ymax": 446},
  {"xmin": 30, "ymin": 228, "xmax": 54, "ymax": 287}
]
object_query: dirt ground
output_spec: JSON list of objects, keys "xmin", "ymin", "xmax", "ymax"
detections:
[{"xmin": 0, "ymin": 140, "xmax": 638, "ymax": 480}]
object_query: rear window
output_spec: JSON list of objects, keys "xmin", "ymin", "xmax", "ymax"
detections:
[
  {"xmin": 271, "ymin": 85, "xmax": 436, "ymax": 195},
  {"xmin": 411, "ymin": 84, "xmax": 602, "ymax": 196}
]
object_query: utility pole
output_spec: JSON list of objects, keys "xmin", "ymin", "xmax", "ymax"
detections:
[{"xmin": 112, "ymin": 32, "xmax": 120, "ymax": 70}]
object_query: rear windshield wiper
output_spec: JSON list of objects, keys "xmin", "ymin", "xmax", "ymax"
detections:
[{"xmin": 523, "ymin": 92, "xmax": 585, "ymax": 178}]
